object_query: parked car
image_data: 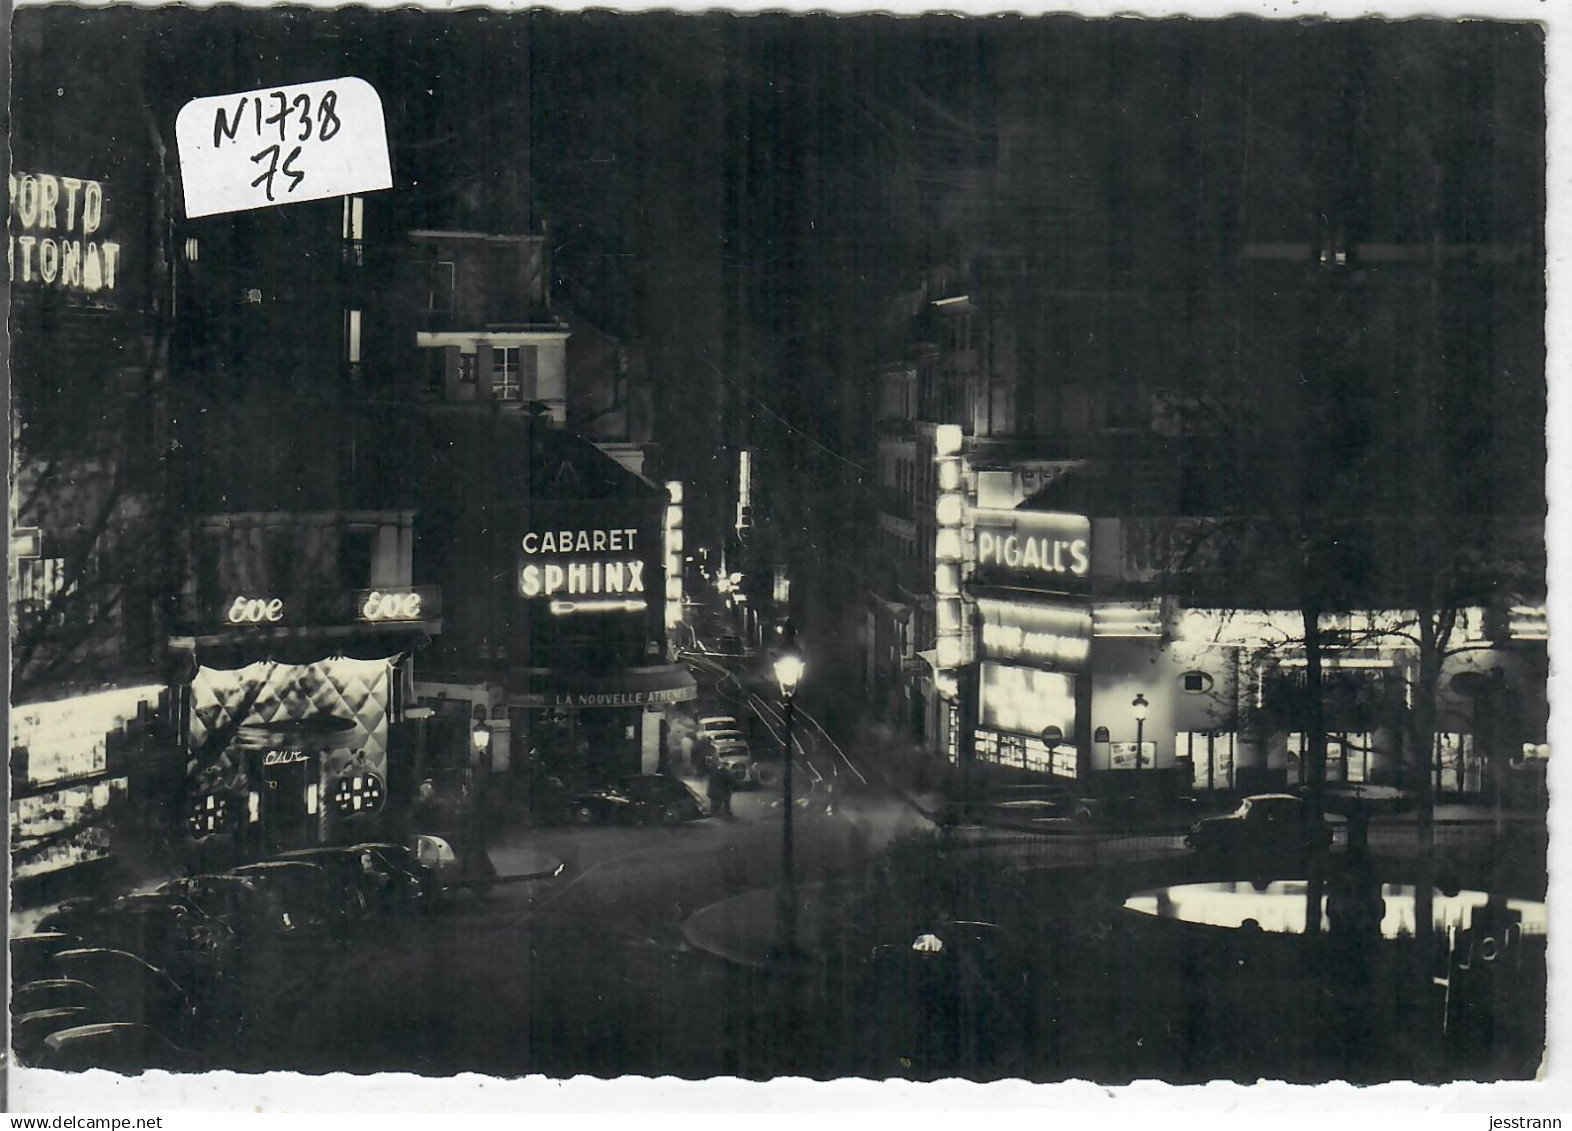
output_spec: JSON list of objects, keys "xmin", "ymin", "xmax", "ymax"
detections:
[
  {"xmin": 356, "ymin": 840, "xmax": 442, "ymax": 907},
  {"xmin": 1077, "ymin": 791, "xmax": 1200, "ymax": 830},
  {"xmin": 162, "ymin": 870, "xmax": 324, "ymax": 946},
  {"xmin": 12, "ymin": 1006, "xmax": 94, "ymax": 1066},
  {"xmin": 702, "ymin": 730, "xmax": 749, "ymax": 769},
  {"xmin": 861, "ymin": 919, "xmax": 1035, "ymax": 1075},
  {"xmin": 714, "ymin": 745, "xmax": 760, "ymax": 789},
  {"xmin": 36, "ymin": 1022, "xmax": 199, "ymax": 1073},
  {"xmin": 226, "ymin": 860, "xmax": 349, "ymax": 935},
  {"xmin": 697, "ymin": 716, "xmax": 740, "ymax": 741},
  {"xmin": 13, "ymin": 978, "xmax": 104, "ymax": 1016},
  {"xmin": 961, "ymin": 784, "xmax": 1093, "ymax": 826},
  {"xmin": 10, "ymin": 932, "xmax": 82, "ymax": 985},
  {"xmin": 39, "ymin": 893, "xmax": 237, "ymax": 980},
  {"xmin": 1185, "ymin": 793, "xmax": 1334, "ymax": 863},
  {"xmin": 566, "ymin": 775, "xmax": 707, "ymax": 825},
  {"xmin": 275, "ymin": 843, "xmax": 435, "ymax": 917},
  {"xmin": 48, "ymin": 949, "xmax": 205, "ymax": 1041}
]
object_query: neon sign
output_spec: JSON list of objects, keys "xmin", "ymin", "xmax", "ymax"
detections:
[
  {"xmin": 977, "ymin": 597, "xmax": 1092, "ymax": 672},
  {"xmin": 522, "ymin": 528, "xmax": 638, "ymax": 554},
  {"xmin": 227, "ymin": 595, "xmax": 285, "ymax": 624},
  {"xmin": 972, "ymin": 510, "xmax": 1092, "ymax": 594},
  {"xmin": 519, "ymin": 526, "xmax": 648, "ymax": 605},
  {"xmin": 976, "ymin": 530, "xmax": 1089, "ymax": 576},
  {"xmin": 549, "ymin": 598, "xmax": 648, "ymax": 616},
  {"xmin": 360, "ymin": 589, "xmax": 423, "ymax": 622},
  {"xmin": 8, "ymin": 173, "xmax": 121, "ymax": 292},
  {"xmin": 261, "ymin": 750, "xmax": 310, "ymax": 767},
  {"xmin": 520, "ymin": 561, "xmax": 646, "ymax": 598}
]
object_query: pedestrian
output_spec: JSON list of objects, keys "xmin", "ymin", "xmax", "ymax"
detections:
[
  {"xmin": 679, "ymin": 733, "xmax": 696, "ymax": 774},
  {"xmin": 692, "ymin": 735, "xmax": 713, "ymax": 776},
  {"xmin": 707, "ymin": 765, "xmax": 734, "ymax": 817}
]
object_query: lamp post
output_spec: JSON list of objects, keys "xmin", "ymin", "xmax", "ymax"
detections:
[
  {"xmin": 772, "ymin": 639, "xmax": 806, "ymax": 960},
  {"xmin": 472, "ymin": 723, "xmax": 492, "ymax": 858},
  {"xmin": 1132, "ymin": 693, "xmax": 1149, "ymax": 771}
]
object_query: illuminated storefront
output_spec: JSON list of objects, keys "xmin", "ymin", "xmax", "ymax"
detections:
[
  {"xmin": 9, "ymin": 685, "xmax": 166, "ymax": 885},
  {"xmin": 183, "ymin": 657, "xmax": 400, "ymax": 855},
  {"xmin": 171, "ymin": 569, "xmax": 441, "ymax": 857},
  {"xmin": 972, "ymin": 596, "xmax": 1090, "ymax": 779}
]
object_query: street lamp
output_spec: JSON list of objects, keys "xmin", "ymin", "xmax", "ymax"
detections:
[
  {"xmin": 1131, "ymin": 693, "xmax": 1149, "ymax": 771},
  {"xmin": 772, "ymin": 638, "xmax": 807, "ymax": 959},
  {"xmin": 472, "ymin": 723, "xmax": 492, "ymax": 856}
]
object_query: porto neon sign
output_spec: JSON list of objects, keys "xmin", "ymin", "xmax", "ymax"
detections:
[{"xmin": 8, "ymin": 172, "xmax": 122, "ymax": 293}]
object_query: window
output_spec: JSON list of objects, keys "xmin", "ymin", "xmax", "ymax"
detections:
[
  {"xmin": 491, "ymin": 346, "xmax": 537, "ymax": 403},
  {"xmin": 340, "ymin": 528, "xmax": 375, "ymax": 590},
  {"xmin": 458, "ymin": 353, "xmax": 477, "ymax": 385},
  {"xmin": 16, "ymin": 556, "xmax": 75, "ymax": 625},
  {"xmin": 346, "ymin": 310, "xmax": 362, "ymax": 365},
  {"xmin": 493, "ymin": 347, "xmax": 522, "ymax": 401},
  {"xmin": 342, "ymin": 195, "xmax": 365, "ymax": 241},
  {"xmin": 429, "ymin": 261, "xmax": 455, "ymax": 312},
  {"xmin": 342, "ymin": 196, "xmax": 364, "ymax": 266}
]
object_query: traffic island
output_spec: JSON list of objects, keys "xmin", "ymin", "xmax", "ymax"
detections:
[{"xmin": 682, "ymin": 882, "xmax": 831, "ymax": 969}]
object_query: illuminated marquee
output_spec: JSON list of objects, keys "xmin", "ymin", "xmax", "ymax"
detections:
[
  {"xmin": 977, "ymin": 597, "xmax": 1092, "ymax": 672},
  {"xmin": 8, "ymin": 172, "xmax": 122, "ymax": 292},
  {"xmin": 519, "ymin": 526, "xmax": 648, "ymax": 609}
]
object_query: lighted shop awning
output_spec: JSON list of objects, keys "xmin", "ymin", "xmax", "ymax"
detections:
[{"xmin": 507, "ymin": 664, "xmax": 698, "ymax": 709}]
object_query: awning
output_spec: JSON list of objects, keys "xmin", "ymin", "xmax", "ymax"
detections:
[{"xmin": 507, "ymin": 664, "xmax": 698, "ymax": 709}]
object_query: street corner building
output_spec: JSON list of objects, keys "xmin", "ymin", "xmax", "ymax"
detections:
[{"xmin": 410, "ymin": 407, "xmax": 695, "ymax": 798}]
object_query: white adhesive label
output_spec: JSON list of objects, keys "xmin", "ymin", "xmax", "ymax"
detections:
[{"xmin": 175, "ymin": 77, "xmax": 391, "ymax": 219}]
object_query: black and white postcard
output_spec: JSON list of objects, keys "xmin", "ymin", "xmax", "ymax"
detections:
[{"xmin": 6, "ymin": 0, "xmax": 1564, "ymax": 1116}]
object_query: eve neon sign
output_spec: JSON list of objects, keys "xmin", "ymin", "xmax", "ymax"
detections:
[
  {"xmin": 227, "ymin": 595, "xmax": 284, "ymax": 624},
  {"xmin": 360, "ymin": 589, "xmax": 423, "ymax": 622}
]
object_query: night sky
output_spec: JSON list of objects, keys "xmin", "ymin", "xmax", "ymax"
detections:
[{"xmin": 9, "ymin": 9, "xmax": 1545, "ymax": 550}]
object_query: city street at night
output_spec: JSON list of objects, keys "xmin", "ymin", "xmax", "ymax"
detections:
[{"xmin": 6, "ymin": 1, "xmax": 1554, "ymax": 1107}]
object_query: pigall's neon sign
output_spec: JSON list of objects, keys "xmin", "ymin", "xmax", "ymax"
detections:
[
  {"xmin": 972, "ymin": 510, "xmax": 1093, "ymax": 594},
  {"xmin": 8, "ymin": 172, "xmax": 122, "ymax": 293}
]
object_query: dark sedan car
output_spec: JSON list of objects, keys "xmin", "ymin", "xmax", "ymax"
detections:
[
  {"xmin": 36, "ymin": 1022, "xmax": 199, "ymax": 1073},
  {"xmin": 47, "ymin": 949, "xmax": 207, "ymax": 1042},
  {"xmin": 231, "ymin": 859, "xmax": 364, "ymax": 934},
  {"xmin": 163, "ymin": 869, "xmax": 330, "ymax": 945},
  {"xmin": 13, "ymin": 978, "xmax": 104, "ymax": 1016},
  {"xmin": 275, "ymin": 842, "xmax": 435, "ymax": 917},
  {"xmin": 567, "ymin": 775, "xmax": 706, "ymax": 826},
  {"xmin": 38, "ymin": 893, "xmax": 237, "ymax": 980},
  {"xmin": 1185, "ymin": 793, "xmax": 1334, "ymax": 863},
  {"xmin": 12, "ymin": 1006, "xmax": 95, "ymax": 1066},
  {"xmin": 861, "ymin": 919, "xmax": 1036, "ymax": 1076},
  {"xmin": 11, "ymin": 931, "xmax": 81, "ymax": 985}
]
